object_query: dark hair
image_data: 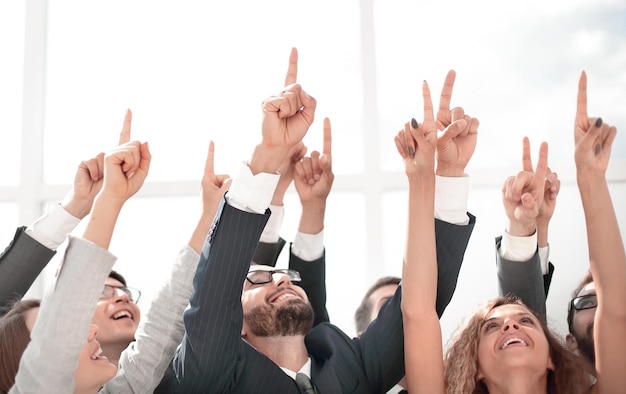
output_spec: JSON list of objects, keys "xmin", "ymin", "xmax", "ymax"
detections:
[
  {"xmin": 444, "ymin": 295, "xmax": 589, "ymax": 394},
  {"xmin": 108, "ymin": 270, "xmax": 127, "ymax": 286},
  {"xmin": 0, "ymin": 299, "xmax": 40, "ymax": 393},
  {"xmin": 567, "ymin": 270, "xmax": 594, "ymax": 334},
  {"xmin": 354, "ymin": 276, "xmax": 400, "ymax": 334}
]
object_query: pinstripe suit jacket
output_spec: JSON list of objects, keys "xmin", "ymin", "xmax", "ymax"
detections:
[
  {"xmin": 172, "ymin": 200, "xmax": 475, "ymax": 393},
  {"xmin": 0, "ymin": 226, "xmax": 56, "ymax": 314}
]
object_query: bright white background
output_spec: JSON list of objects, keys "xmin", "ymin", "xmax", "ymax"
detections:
[{"xmin": 1, "ymin": 0, "xmax": 625, "ymax": 345}]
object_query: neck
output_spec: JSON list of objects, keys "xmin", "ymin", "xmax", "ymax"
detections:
[
  {"xmin": 482, "ymin": 370, "xmax": 548, "ymax": 394},
  {"xmin": 73, "ymin": 384, "xmax": 101, "ymax": 394},
  {"xmin": 99, "ymin": 340, "xmax": 129, "ymax": 367},
  {"xmin": 248, "ymin": 334, "xmax": 309, "ymax": 372}
]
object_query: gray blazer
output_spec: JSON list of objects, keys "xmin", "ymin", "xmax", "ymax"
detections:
[{"xmin": 495, "ymin": 236, "xmax": 554, "ymax": 319}]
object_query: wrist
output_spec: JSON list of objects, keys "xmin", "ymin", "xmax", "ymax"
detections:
[
  {"xmin": 506, "ymin": 219, "xmax": 536, "ymax": 237},
  {"xmin": 60, "ymin": 192, "xmax": 91, "ymax": 219},
  {"xmin": 435, "ymin": 164, "xmax": 465, "ymax": 177},
  {"xmin": 249, "ymin": 144, "xmax": 289, "ymax": 175},
  {"xmin": 298, "ymin": 202, "xmax": 326, "ymax": 234}
]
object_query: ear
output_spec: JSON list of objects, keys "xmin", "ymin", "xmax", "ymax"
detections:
[
  {"xmin": 565, "ymin": 333, "xmax": 578, "ymax": 352},
  {"xmin": 241, "ymin": 322, "xmax": 248, "ymax": 338},
  {"xmin": 476, "ymin": 368, "xmax": 484, "ymax": 381},
  {"xmin": 547, "ymin": 356, "xmax": 555, "ymax": 372}
]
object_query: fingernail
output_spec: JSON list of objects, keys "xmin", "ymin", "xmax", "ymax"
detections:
[
  {"xmin": 407, "ymin": 146, "xmax": 415, "ymax": 157},
  {"xmin": 411, "ymin": 118, "xmax": 419, "ymax": 129},
  {"xmin": 595, "ymin": 144, "xmax": 601, "ymax": 156},
  {"xmin": 595, "ymin": 117, "xmax": 603, "ymax": 127}
]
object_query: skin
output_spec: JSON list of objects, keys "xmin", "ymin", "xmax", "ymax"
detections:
[
  {"xmin": 476, "ymin": 304, "xmax": 555, "ymax": 393},
  {"xmin": 566, "ymin": 282, "xmax": 597, "ymax": 366},
  {"xmin": 90, "ymin": 277, "xmax": 141, "ymax": 366}
]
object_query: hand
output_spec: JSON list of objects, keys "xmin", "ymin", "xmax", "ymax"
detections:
[
  {"xmin": 61, "ymin": 109, "xmax": 134, "ymax": 218},
  {"xmin": 273, "ymin": 142, "xmax": 307, "ymax": 206},
  {"xmin": 201, "ymin": 141, "xmax": 231, "ymax": 215},
  {"xmin": 435, "ymin": 70, "xmax": 478, "ymax": 177},
  {"xmin": 394, "ymin": 81, "xmax": 438, "ymax": 178},
  {"xmin": 502, "ymin": 138, "xmax": 548, "ymax": 236},
  {"xmin": 293, "ymin": 117, "xmax": 333, "ymax": 234},
  {"xmin": 294, "ymin": 118, "xmax": 334, "ymax": 206},
  {"xmin": 100, "ymin": 140, "xmax": 151, "ymax": 206},
  {"xmin": 254, "ymin": 48, "xmax": 317, "ymax": 173},
  {"xmin": 574, "ymin": 71, "xmax": 618, "ymax": 177}
]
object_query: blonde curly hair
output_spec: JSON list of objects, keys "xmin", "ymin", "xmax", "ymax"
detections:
[{"xmin": 443, "ymin": 295, "xmax": 589, "ymax": 394}]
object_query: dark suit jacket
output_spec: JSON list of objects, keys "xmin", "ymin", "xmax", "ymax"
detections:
[
  {"xmin": 172, "ymin": 200, "xmax": 474, "ymax": 393},
  {"xmin": 0, "ymin": 226, "xmax": 56, "ymax": 315},
  {"xmin": 495, "ymin": 236, "xmax": 555, "ymax": 320}
]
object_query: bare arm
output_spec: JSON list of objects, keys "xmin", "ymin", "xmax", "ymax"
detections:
[{"xmin": 574, "ymin": 72, "xmax": 626, "ymax": 394}]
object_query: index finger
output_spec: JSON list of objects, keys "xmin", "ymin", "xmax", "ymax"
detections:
[
  {"xmin": 204, "ymin": 140, "xmax": 216, "ymax": 177},
  {"xmin": 575, "ymin": 71, "xmax": 588, "ymax": 127},
  {"xmin": 119, "ymin": 109, "xmax": 132, "ymax": 145},
  {"xmin": 522, "ymin": 137, "xmax": 533, "ymax": 172},
  {"xmin": 438, "ymin": 70, "xmax": 456, "ymax": 117},
  {"xmin": 323, "ymin": 117, "xmax": 332, "ymax": 157},
  {"xmin": 422, "ymin": 81, "xmax": 435, "ymax": 128},
  {"xmin": 284, "ymin": 47, "xmax": 298, "ymax": 86}
]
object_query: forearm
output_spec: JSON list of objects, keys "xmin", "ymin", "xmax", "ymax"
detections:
[
  {"xmin": 298, "ymin": 201, "xmax": 325, "ymax": 235},
  {"xmin": 577, "ymin": 175, "xmax": 626, "ymax": 297},
  {"xmin": 14, "ymin": 237, "xmax": 115, "ymax": 393},
  {"xmin": 402, "ymin": 177, "xmax": 437, "ymax": 319}
]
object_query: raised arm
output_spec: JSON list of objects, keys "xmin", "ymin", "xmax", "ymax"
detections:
[
  {"xmin": 574, "ymin": 71, "xmax": 625, "ymax": 394},
  {"xmin": 173, "ymin": 47, "xmax": 316, "ymax": 392},
  {"xmin": 497, "ymin": 138, "xmax": 550, "ymax": 317},
  {"xmin": 0, "ymin": 111, "xmax": 136, "ymax": 312},
  {"xmin": 399, "ymin": 81, "xmax": 443, "ymax": 394},
  {"xmin": 11, "ymin": 112, "xmax": 151, "ymax": 392},
  {"xmin": 291, "ymin": 117, "xmax": 334, "ymax": 326}
]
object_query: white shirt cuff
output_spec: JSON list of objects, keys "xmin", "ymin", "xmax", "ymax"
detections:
[
  {"xmin": 292, "ymin": 229, "xmax": 324, "ymax": 261},
  {"xmin": 260, "ymin": 204, "xmax": 284, "ymax": 243},
  {"xmin": 226, "ymin": 163, "xmax": 279, "ymax": 214},
  {"xmin": 26, "ymin": 203, "xmax": 81, "ymax": 250},
  {"xmin": 434, "ymin": 175, "xmax": 470, "ymax": 225},
  {"xmin": 500, "ymin": 230, "xmax": 538, "ymax": 262}
]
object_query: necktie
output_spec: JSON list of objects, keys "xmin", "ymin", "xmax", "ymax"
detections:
[{"xmin": 295, "ymin": 373, "xmax": 317, "ymax": 394}]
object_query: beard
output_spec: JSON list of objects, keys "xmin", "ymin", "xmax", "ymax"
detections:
[
  {"xmin": 573, "ymin": 323, "xmax": 595, "ymax": 364},
  {"xmin": 244, "ymin": 298, "xmax": 314, "ymax": 337}
]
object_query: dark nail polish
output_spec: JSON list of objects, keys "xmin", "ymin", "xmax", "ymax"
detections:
[
  {"xmin": 595, "ymin": 117, "xmax": 603, "ymax": 127},
  {"xmin": 595, "ymin": 144, "xmax": 601, "ymax": 156},
  {"xmin": 408, "ymin": 146, "xmax": 415, "ymax": 158},
  {"xmin": 411, "ymin": 118, "xmax": 418, "ymax": 129}
]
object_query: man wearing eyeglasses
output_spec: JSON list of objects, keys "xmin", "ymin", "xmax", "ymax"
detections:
[
  {"xmin": 172, "ymin": 51, "xmax": 476, "ymax": 393},
  {"xmin": 91, "ymin": 270, "xmax": 142, "ymax": 367},
  {"xmin": 566, "ymin": 270, "xmax": 597, "ymax": 378}
]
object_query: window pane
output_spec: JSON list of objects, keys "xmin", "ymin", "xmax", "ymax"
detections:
[
  {"xmin": 0, "ymin": 203, "xmax": 19, "ymax": 244},
  {"xmin": 0, "ymin": 3, "xmax": 24, "ymax": 186},
  {"xmin": 375, "ymin": 0, "xmax": 626, "ymax": 172},
  {"xmin": 44, "ymin": 0, "xmax": 363, "ymax": 185}
]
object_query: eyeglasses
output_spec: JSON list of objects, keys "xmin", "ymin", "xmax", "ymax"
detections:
[
  {"xmin": 100, "ymin": 285, "xmax": 141, "ymax": 303},
  {"xmin": 570, "ymin": 294, "xmax": 597, "ymax": 311},
  {"xmin": 245, "ymin": 269, "xmax": 301, "ymax": 285}
]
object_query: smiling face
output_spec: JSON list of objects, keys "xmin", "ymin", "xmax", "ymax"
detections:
[
  {"xmin": 476, "ymin": 304, "xmax": 554, "ymax": 382},
  {"xmin": 241, "ymin": 265, "xmax": 314, "ymax": 338},
  {"xmin": 90, "ymin": 277, "xmax": 141, "ymax": 356},
  {"xmin": 566, "ymin": 282, "xmax": 596, "ymax": 363}
]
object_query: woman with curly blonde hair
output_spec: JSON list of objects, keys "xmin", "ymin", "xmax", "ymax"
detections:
[
  {"xmin": 399, "ymin": 70, "xmax": 625, "ymax": 394},
  {"xmin": 443, "ymin": 296, "xmax": 589, "ymax": 394}
]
